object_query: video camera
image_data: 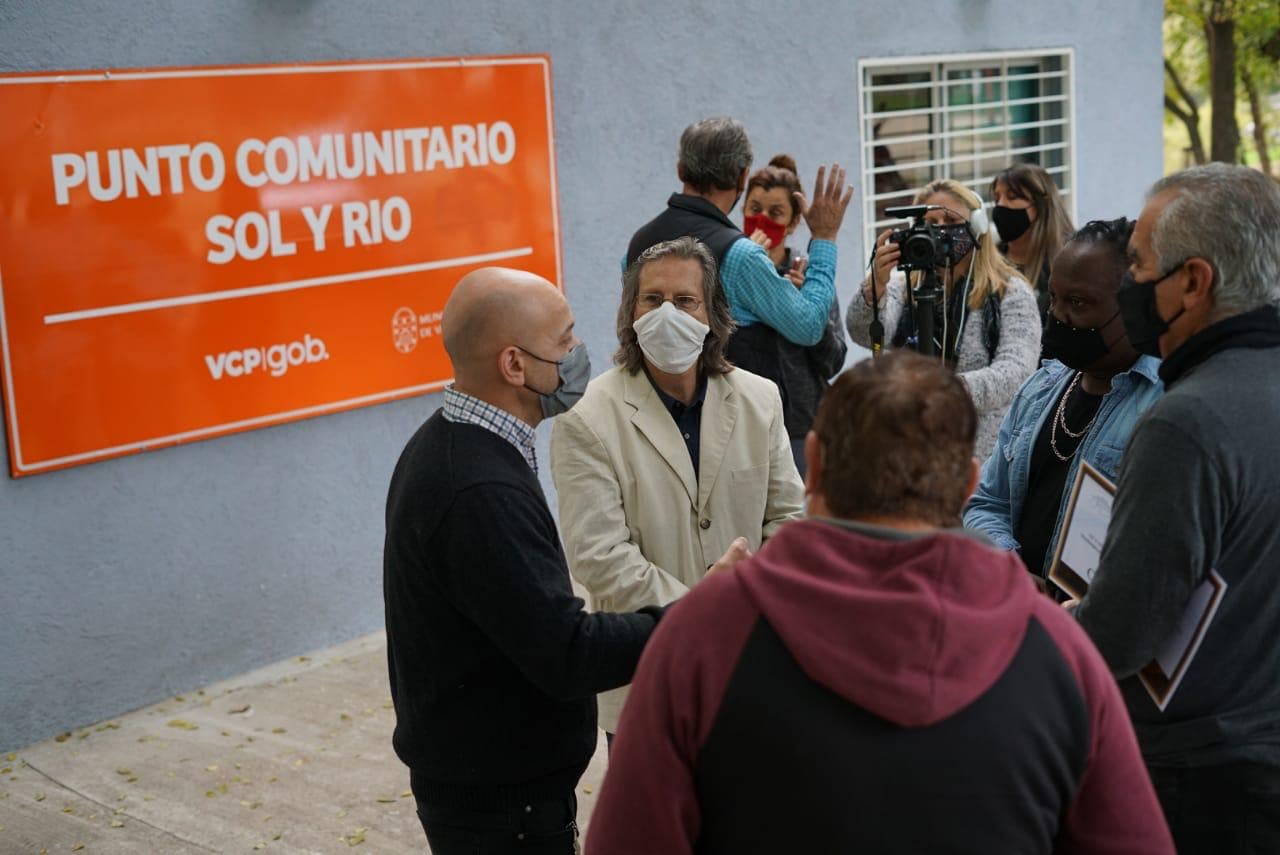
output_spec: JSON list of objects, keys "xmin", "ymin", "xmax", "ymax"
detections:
[
  {"xmin": 885, "ymin": 205, "xmax": 959, "ymax": 273},
  {"xmin": 881, "ymin": 205, "xmax": 953, "ymax": 357}
]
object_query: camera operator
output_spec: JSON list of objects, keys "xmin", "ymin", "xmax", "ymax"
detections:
[{"xmin": 846, "ymin": 179, "xmax": 1040, "ymax": 458}]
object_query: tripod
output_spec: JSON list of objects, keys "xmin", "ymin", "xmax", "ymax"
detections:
[{"xmin": 911, "ymin": 269, "xmax": 946, "ymax": 358}]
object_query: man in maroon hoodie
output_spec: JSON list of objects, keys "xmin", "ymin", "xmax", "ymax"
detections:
[{"xmin": 587, "ymin": 351, "xmax": 1173, "ymax": 854}]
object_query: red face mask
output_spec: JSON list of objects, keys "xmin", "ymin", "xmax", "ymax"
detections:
[{"xmin": 743, "ymin": 214, "xmax": 788, "ymax": 248}]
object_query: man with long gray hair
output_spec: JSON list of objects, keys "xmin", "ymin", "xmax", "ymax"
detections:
[
  {"xmin": 1075, "ymin": 163, "xmax": 1280, "ymax": 854},
  {"xmin": 550, "ymin": 236, "xmax": 803, "ymax": 747},
  {"xmin": 626, "ymin": 117, "xmax": 853, "ymax": 410}
]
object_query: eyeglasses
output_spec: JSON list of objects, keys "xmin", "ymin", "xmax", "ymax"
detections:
[{"xmin": 637, "ymin": 293, "xmax": 703, "ymax": 313}]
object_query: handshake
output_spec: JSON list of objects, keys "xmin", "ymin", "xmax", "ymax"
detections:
[{"xmin": 708, "ymin": 536, "xmax": 753, "ymax": 575}]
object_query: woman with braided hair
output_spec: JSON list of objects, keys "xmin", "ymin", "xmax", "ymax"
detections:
[{"xmin": 964, "ymin": 217, "xmax": 1165, "ymax": 594}]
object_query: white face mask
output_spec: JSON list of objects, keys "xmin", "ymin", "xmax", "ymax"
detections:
[{"xmin": 632, "ymin": 301, "xmax": 710, "ymax": 375}]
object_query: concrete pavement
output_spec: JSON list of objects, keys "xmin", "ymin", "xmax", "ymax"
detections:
[{"xmin": 0, "ymin": 632, "xmax": 608, "ymax": 853}]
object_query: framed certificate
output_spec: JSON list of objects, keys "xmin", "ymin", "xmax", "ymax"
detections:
[
  {"xmin": 1138, "ymin": 569, "xmax": 1229, "ymax": 711},
  {"xmin": 1047, "ymin": 461, "xmax": 1116, "ymax": 601}
]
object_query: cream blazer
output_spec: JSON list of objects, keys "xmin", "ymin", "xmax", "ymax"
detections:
[{"xmin": 549, "ymin": 365, "xmax": 804, "ymax": 730}]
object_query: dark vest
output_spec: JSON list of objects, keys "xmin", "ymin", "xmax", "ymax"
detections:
[{"xmin": 626, "ymin": 194, "xmax": 789, "ymax": 411}]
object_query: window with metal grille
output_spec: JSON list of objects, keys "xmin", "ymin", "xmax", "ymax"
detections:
[{"xmin": 858, "ymin": 49, "xmax": 1076, "ymax": 257}]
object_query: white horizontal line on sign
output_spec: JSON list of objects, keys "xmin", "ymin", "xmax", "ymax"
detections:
[
  {"xmin": 14, "ymin": 377, "xmax": 454, "ymax": 472},
  {"xmin": 43, "ymin": 246, "xmax": 535, "ymax": 325}
]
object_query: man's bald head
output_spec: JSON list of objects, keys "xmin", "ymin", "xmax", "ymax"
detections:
[{"xmin": 443, "ymin": 267, "xmax": 568, "ymax": 380}]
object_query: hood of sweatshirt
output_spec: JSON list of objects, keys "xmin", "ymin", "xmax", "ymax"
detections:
[{"xmin": 735, "ymin": 518, "xmax": 1039, "ymax": 728}]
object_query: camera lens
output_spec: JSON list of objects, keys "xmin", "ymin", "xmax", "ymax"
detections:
[{"xmin": 903, "ymin": 233, "xmax": 937, "ymax": 268}]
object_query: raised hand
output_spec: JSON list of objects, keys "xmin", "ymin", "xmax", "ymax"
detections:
[{"xmin": 793, "ymin": 163, "xmax": 854, "ymax": 242}]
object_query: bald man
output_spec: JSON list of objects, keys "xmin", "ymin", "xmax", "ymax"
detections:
[{"xmin": 383, "ymin": 268, "xmax": 664, "ymax": 854}]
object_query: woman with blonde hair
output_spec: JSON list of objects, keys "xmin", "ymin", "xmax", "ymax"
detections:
[
  {"xmin": 990, "ymin": 162, "xmax": 1075, "ymax": 320},
  {"xmin": 846, "ymin": 178, "xmax": 1041, "ymax": 457}
]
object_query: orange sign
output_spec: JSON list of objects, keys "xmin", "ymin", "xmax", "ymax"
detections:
[{"xmin": 0, "ymin": 56, "xmax": 561, "ymax": 477}]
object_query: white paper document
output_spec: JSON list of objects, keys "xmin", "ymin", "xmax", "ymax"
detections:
[{"xmin": 1048, "ymin": 462, "xmax": 1115, "ymax": 601}]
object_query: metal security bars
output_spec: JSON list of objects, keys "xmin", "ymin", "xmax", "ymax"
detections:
[{"xmin": 857, "ymin": 49, "xmax": 1076, "ymax": 258}]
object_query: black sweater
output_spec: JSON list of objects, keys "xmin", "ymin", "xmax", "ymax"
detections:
[{"xmin": 383, "ymin": 411, "xmax": 661, "ymax": 808}]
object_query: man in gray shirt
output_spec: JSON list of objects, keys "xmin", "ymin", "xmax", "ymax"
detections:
[{"xmin": 1076, "ymin": 163, "xmax": 1280, "ymax": 855}]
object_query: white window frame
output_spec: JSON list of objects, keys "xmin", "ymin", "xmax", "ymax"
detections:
[{"xmin": 856, "ymin": 48, "xmax": 1078, "ymax": 262}]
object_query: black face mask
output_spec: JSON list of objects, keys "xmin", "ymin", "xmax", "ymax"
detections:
[
  {"xmin": 992, "ymin": 205, "xmax": 1033, "ymax": 243},
  {"xmin": 1042, "ymin": 310, "xmax": 1120, "ymax": 371},
  {"xmin": 1117, "ymin": 264, "xmax": 1188, "ymax": 357}
]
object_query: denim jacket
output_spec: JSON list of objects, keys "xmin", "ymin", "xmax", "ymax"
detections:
[{"xmin": 963, "ymin": 355, "xmax": 1164, "ymax": 573}]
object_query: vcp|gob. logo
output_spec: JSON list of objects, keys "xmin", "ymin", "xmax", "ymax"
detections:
[{"xmin": 391, "ymin": 307, "xmax": 418, "ymax": 354}]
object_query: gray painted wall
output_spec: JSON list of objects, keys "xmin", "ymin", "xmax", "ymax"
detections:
[{"xmin": 0, "ymin": 0, "xmax": 1164, "ymax": 752}]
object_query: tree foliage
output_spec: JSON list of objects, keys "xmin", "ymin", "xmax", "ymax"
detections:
[{"xmin": 1164, "ymin": 0, "xmax": 1279, "ymax": 174}]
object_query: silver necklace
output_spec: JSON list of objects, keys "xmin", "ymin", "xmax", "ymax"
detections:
[{"xmin": 1050, "ymin": 373, "xmax": 1099, "ymax": 461}]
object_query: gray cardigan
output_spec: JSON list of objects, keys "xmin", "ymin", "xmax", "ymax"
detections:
[{"xmin": 845, "ymin": 271, "xmax": 1041, "ymax": 459}]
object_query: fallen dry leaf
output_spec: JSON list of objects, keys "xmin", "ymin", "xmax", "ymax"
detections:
[
  {"xmin": 167, "ymin": 719, "xmax": 198, "ymax": 731},
  {"xmin": 54, "ymin": 733, "xmax": 70, "ymax": 743},
  {"xmin": 72, "ymin": 846, "xmax": 85, "ymax": 852},
  {"xmin": 271, "ymin": 727, "xmax": 286, "ymax": 734},
  {"xmin": 376, "ymin": 797, "xmax": 395, "ymax": 804},
  {"xmin": 229, "ymin": 704, "xmax": 252, "ymax": 715},
  {"xmin": 110, "ymin": 820, "xmax": 124, "ymax": 828},
  {"xmin": 33, "ymin": 793, "xmax": 45, "ymax": 802},
  {"xmin": 400, "ymin": 790, "xmax": 412, "ymax": 798},
  {"xmin": 116, "ymin": 768, "xmax": 132, "ymax": 776}
]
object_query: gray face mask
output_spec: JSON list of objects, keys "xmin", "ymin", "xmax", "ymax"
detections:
[{"xmin": 518, "ymin": 342, "xmax": 591, "ymax": 418}]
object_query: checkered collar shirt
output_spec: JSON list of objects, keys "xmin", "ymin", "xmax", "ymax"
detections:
[{"xmin": 441, "ymin": 385, "xmax": 538, "ymax": 474}]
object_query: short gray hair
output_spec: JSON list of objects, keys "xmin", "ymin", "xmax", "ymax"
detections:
[
  {"xmin": 615, "ymin": 237, "xmax": 736, "ymax": 375},
  {"xmin": 1147, "ymin": 164, "xmax": 1280, "ymax": 318},
  {"xmin": 677, "ymin": 117, "xmax": 753, "ymax": 194}
]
